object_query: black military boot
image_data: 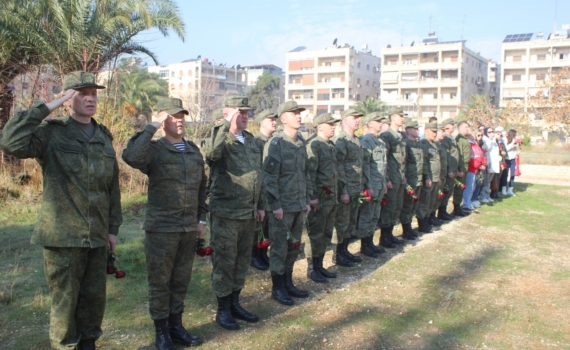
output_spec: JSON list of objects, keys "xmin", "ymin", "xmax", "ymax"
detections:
[
  {"xmin": 271, "ymin": 273, "xmax": 294, "ymax": 305},
  {"xmin": 284, "ymin": 269, "xmax": 309, "ymax": 298},
  {"xmin": 77, "ymin": 339, "xmax": 96, "ymax": 350},
  {"xmin": 360, "ymin": 237, "xmax": 379, "ymax": 258},
  {"xmin": 453, "ymin": 204, "xmax": 468, "ymax": 217},
  {"xmin": 429, "ymin": 212, "xmax": 444, "ymax": 226},
  {"xmin": 230, "ymin": 290, "xmax": 259, "ymax": 323},
  {"xmin": 216, "ymin": 295, "xmax": 239, "ymax": 330},
  {"xmin": 307, "ymin": 257, "xmax": 326, "ymax": 283},
  {"xmin": 168, "ymin": 312, "xmax": 203, "ymax": 346},
  {"xmin": 380, "ymin": 227, "xmax": 396, "ymax": 248},
  {"xmin": 438, "ymin": 207, "xmax": 455, "ymax": 221},
  {"xmin": 417, "ymin": 217, "xmax": 433, "ymax": 234},
  {"xmin": 333, "ymin": 242, "xmax": 354, "ymax": 267},
  {"xmin": 401, "ymin": 223, "xmax": 418, "ymax": 240},
  {"xmin": 342, "ymin": 240, "xmax": 362, "ymax": 263},
  {"xmin": 154, "ymin": 318, "xmax": 176, "ymax": 350},
  {"xmin": 316, "ymin": 255, "xmax": 337, "ymax": 278},
  {"xmin": 388, "ymin": 225, "xmax": 405, "ymax": 244},
  {"xmin": 260, "ymin": 246, "xmax": 270, "ymax": 265},
  {"xmin": 250, "ymin": 245, "xmax": 269, "ymax": 271}
]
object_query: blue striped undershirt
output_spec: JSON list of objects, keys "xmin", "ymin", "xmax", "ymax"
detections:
[
  {"xmin": 172, "ymin": 142, "xmax": 186, "ymax": 151},
  {"xmin": 234, "ymin": 133, "xmax": 245, "ymax": 144}
]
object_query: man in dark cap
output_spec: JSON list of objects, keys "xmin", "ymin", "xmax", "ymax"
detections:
[
  {"xmin": 416, "ymin": 123, "xmax": 441, "ymax": 233},
  {"xmin": 122, "ymin": 98, "xmax": 206, "ymax": 349},
  {"xmin": 1, "ymin": 71, "xmax": 122, "ymax": 350},
  {"xmin": 399, "ymin": 118, "xmax": 423, "ymax": 240},
  {"xmin": 437, "ymin": 118, "xmax": 460, "ymax": 220}
]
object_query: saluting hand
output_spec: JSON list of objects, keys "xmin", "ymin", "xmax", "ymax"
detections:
[
  {"xmin": 151, "ymin": 111, "xmax": 170, "ymax": 128},
  {"xmin": 225, "ymin": 108, "xmax": 240, "ymax": 122},
  {"xmin": 45, "ymin": 89, "xmax": 75, "ymax": 113}
]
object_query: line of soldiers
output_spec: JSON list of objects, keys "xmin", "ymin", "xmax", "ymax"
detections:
[{"xmin": 0, "ymin": 70, "xmax": 475, "ymax": 350}]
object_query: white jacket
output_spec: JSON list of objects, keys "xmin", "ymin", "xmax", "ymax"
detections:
[
  {"xmin": 505, "ymin": 140, "xmax": 518, "ymax": 160},
  {"xmin": 482, "ymin": 136, "xmax": 501, "ymax": 174}
]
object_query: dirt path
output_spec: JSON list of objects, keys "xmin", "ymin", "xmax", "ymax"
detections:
[{"xmin": 516, "ymin": 164, "xmax": 570, "ymax": 187}]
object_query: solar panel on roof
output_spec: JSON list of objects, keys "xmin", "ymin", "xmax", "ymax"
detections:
[
  {"xmin": 289, "ymin": 46, "xmax": 306, "ymax": 52},
  {"xmin": 503, "ymin": 33, "xmax": 533, "ymax": 43}
]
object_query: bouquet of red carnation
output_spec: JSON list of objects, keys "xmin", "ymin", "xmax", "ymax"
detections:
[
  {"xmin": 281, "ymin": 221, "xmax": 301, "ymax": 248},
  {"xmin": 195, "ymin": 238, "xmax": 214, "ymax": 257},
  {"xmin": 107, "ymin": 252, "xmax": 126, "ymax": 279},
  {"xmin": 405, "ymin": 185, "xmax": 415, "ymax": 196},
  {"xmin": 412, "ymin": 195, "xmax": 419, "ymax": 203},
  {"xmin": 454, "ymin": 178, "xmax": 466, "ymax": 190},
  {"xmin": 381, "ymin": 197, "xmax": 388, "ymax": 207},
  {"xmin": 318, "ymin": 186, "xmax": 334, "ymax": 208},
  {"xmin": 437, "ymin": 190, "xmax": 444, "ymax": 199},
  {"xmin": 352, "ymin": 190, "xmax": 372, "ymax": 204},
  {"xmin": 255, "ymin": 229, "xmax": 271, "ymax": 249}
]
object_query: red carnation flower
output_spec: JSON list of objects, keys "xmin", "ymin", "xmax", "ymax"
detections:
[
  {"xmin": 291, "ymin": 241, "xmax": 301, "ymax": 249},
  {"xmin": 322, "ymin": 186, "xmax": 333, "ymax": 195},
  {"xmin": 366, "ymin": 196, "xmax": 372, "ymax": 201},
  {"xmin": 196, "ymin": 248, "xmax": 207, "ymax": 257},
  {"xmin": 461, "ymin": 184, "xmax": 466, "ymax": 190},
  {"xmin": 256, "ymin": 242, "xmax": 264, "ymax": 249},
  {"xmin": 381, "ymin": 198, "xmax": 388, "ymax": 207},
  {"xmin": 443, "ymin": 190, "xmax": 450, "ymax": 195},
  {"xmin": 363, "ymin": 189, "xmax": 369, "ymax": 197},
  {"xmin": 115, "ymin": 270, "xmax": 126, "ymax": 279},
  {"xmin": 107, "ymin": 265, "xmax": 116, "ymax": 275},
  {"xmin": 204, "ymin": 247, "xmax": 214, "ymax": 256},
  {"xmin": 412, "ymin": 197, "xmax": 419, "ymax": 203}
]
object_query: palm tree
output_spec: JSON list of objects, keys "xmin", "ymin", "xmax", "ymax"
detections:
[
  {"xmin": 116, "ymin": 68, "xmax": 168, "ymax": 121},
  {"xmin": 458, "ymin": 94, "xmax": 499, "ymax": 126},
  {"xmin": 354, "ymin": 97, "xmax": 386, "ymax": 116}
]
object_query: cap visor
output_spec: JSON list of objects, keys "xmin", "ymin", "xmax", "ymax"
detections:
[{"xmin": 71, "ymin": 84, "xmax": 106, "ymax": 90}]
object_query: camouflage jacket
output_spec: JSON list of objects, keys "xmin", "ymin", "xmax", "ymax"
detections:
[
  {"xmin": 419, "ymin": 138, "xmax": 441, "ymax": 183},
  {"xmin": 332, "ymin": 130, "xmax": 370, "ymax": 196},
  {"xmin": 306, "ymin": 134, "xmax": 339, "ymax": 204},
  {"xmin": 403, "ymin": 136, "xmax": 424, "ymax": 187},
  {"xmin": 437, "ymin": 141, "xmax": 448, "ymax": 181},
  {"xmin": 455, "ymin": 134, "xmax": 471, "ymax": 173},
  {"xmin": 0, "ymin": 103, "xmax": 122, "ymax": 247},
  {"xmin": 203, "ymin": 120, "xmax": 264, "ymax": 220},
  {"xmin": 380, "ymin": 128, "xmax": 407, "ymax": 185},
  {"xmin": 263, "ymin": 132, "xmax": 311, "ymax": 212},
  {"xmin": 359, "ymin": 133, "xmax": 387, "ymax": 191},
  {"xmin": 440, "ymin": 134, "xmax": 461, "ymax": 175},
  {"xmin": 122, "ymin": 124, "xmax": 208, "ymax": 232}
]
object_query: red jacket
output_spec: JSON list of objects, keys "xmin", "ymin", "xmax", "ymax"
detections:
[{"xmin": 468, "ymin": 141, "xmax": 487, "ymax": 173}]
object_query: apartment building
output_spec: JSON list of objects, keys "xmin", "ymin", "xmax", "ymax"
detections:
[
  {"xmin": 242, "ymin": 64, "xmax": 285, "ymax": 105},
  {"xmin": 380, "ymin": 34, "xmax": 488, "ymax": 120},
  {"xmin": 147, "ymin": 57, "xmax": 247, "ymax": 121},
  {"xmin": 500, "ymin": 26, "xmax": 570, "ymax": 111},
  {"xmin": 284, "ymin": 44, "xmax": 381, "ymax": 118},
  {"xmin": 487, "ymin": 59, "xmax": 501, "ymax": 105}
]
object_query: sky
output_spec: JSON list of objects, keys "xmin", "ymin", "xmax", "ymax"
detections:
[{"xmin": 137, "ymin": 0, "xmax": 570, "ymax": 69}]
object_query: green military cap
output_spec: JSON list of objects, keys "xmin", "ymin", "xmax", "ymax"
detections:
[
  {"xmin": 313, "ymin": 113, "xmax": 340, "ymax": 126},
  {"xmin": 386, "ymin": 106, "xmax": 407, "ymax": 116},
  {"xmin": 156, "ymin": 98, "xmax": 189, "ymax": 115},
  {"xmin": 341, "ymin": 108, "xmax": 364, "ymax": 120},
  {"xmin": 362, "ymin": 112, "xmax": 384, "ymax": 125},
  {"xmin": 441, "ymin": 118, "xmax": 456, "ymax": 126},
  {"xmin": 438, "ymin": 123, "xmax": 446, "ymax": 130},
  {"xmin": 405, "ymin": 119, "xmax": 419, "ymax": 128},
  {"xmin": 255, "ymin": 109, "xmax": 278, "ymax": 124},
  {"xmin": 212, "ymin": 108, "xmax": 223, "ymax": 120},
  {"xmin": 224, "ymin": 95, "xmax": 252, "ymax": 110},
  {"xmin": 277, "ymin": 100, "xmax": 305, "ymax": 116},
  {"xmin": 63, "ymin": 71, "xmax": 105, "ymax": 90},
  {"xmin": 380, "ymin": 115, "xmax": 390, "ymax": 124},
  {"xmin": 424, "ymin": 122, "xmax": 438, "ymax": 132}
]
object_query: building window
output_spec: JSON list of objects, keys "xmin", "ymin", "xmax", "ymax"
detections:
[
  {"xmin": 356, "ymin": 94, "xmax": 361, "ymax": 100},
  {"xmin": 159, "ymin": 70, "xmax": 168, "ymax": 78},
  {"xmin": 513, "ymin": 55, "xmax": 522, "ymax": 62},
  {"xmin": 325, "ymin": 62, "xmax": 331, "ymax": 66},
  {"xmin": 188, "ymin": 70, "xmax": 193, "ymax": 76},
  {"xmin": 170, "ymin": 84, "xmax": 175, "ymax": 90},
  {"xmin": 188, "ymin": 83, "xmax": 193, "ymax": 89},
  {"xmin": 357, "ymin": 78, "xmax": 361, "ymax": 84},
  {"xmin": 317, "ymin": 93, "xmax": 330, "ymax": 100},
  {"xmin": 366, "ymin": 79, "xmax": 369, "ymax": 86},
  {"xmin": 536, "ymin": 74, "xmax": 545, "ymax": 81},
  {"xmin": 179, "ymin": 70, "xmax": 184, "ymax": 77},
  {"xmin": 366, "ymin": 64, "xmax": 370, "ymax": 70},
  {"xmin": 560, "ymin": 53, "xmax": 566, "ymax": 59},
  {"xmin": 171, "ymin": 71, "xmax": 175, "ymax": 78},
  {"xmin": 466, "ymin": 57, "xmax": 469, "ymax": 63},
  {"xmin": 537, "ymin": 54, "xmax": 546, "ymax": 61},
  {"xmin": 451, "ymin": 56, "xmax": 458, "ymax": 62},
  {"xmin": 512, "ymin": 75, "xmax": 522, "ymax": 81},
  {"xmin": 357, "ymin": 62, "xmax": 361, "ymax": 68},
  {"xmin": 404, "ymin": 59, "xmax": 413, "ymax": 65}
]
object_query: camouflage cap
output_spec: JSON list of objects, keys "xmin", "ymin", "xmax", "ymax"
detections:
[
  {"xmin": 386, "ymin": 106, "xmax": 407, "ymax": 116},
  {"xmin": 277, "ymin": 100, "xmax": 305, "ymax": 116},
  {"xmin": 405, "ymin": 119, "xmax": 419, "ymax": 128},
  {"xmin": 437, "ymin": 123, "xmax": 446, "ymax": 130},
  {"xmin": 340, "ymin": 108, "xmax": 364, "ymax": 120},
  {"xmin": 380, "ymin": 115, "xmax": 390, "ymax": 124},
  {"xmin": 224, "ymin": 95, "xmax": 252, "ymax": 110},
  {"xmin": 424, "ymin": 122, "xmax": 438, "ymax": 132},
  {"xmin": 313, "ymin": 113, "xmax": 340, "ymax": 126},
  {"xmin": 212, "ymin": 108, "xmax": 224, "ymax": 121},
  {"xmin": 441, "ymin": 118, "xmax": 456, "ymax": 126},
  {"xmin": 63, "ymin": 71, "xmax": 105, "ymax": 90},
  {"xmin": 255, "ymin": 109, "xmax": 278, "ymax": 124},
  {"xmin": 156, "ymin": 98, "xmax": 189, "ymax": 115},
  {"xmin": 362, "ymin": 112, "xmax": 384, "ymax": 125}
]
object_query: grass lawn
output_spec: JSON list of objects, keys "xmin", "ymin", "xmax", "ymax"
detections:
[{"xmin": 1, "ymin": 183, "xmax": 570, "ymax": 349}]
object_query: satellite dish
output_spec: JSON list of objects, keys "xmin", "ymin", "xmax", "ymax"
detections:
[
  {"xmin": 410, "ymin": 41, "xmax": 415, "ymax": 46},
  {"xmin": 387, "ymin": 44, "xmax": 392, "ymax": 48},
  {"xmin": 333, "ymin": 38, "xmax": 338, "ymax": 46},
  {"xmin": 197, "ymin": 55, "xmax": 201, "ymax": 60}
]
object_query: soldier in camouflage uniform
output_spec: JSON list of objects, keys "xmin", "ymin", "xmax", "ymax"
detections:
[
  {"xmin": 122, "ymin": 98, "xmax": 206, "ymax": 349},
  {"xmin": 332, "ymin": 108, "xmax": 370, "ymax": 266},
  {"xmin": 453, "ymin": 121, "xmax": 472, "ymax": 216},
  {"xmin": 358, "ymin": 112, "xmax": 388, "ymax": 258},
  {"xmin": 0, "ymin": 72, "xmax": 122, "ymax": 350},
  {"xmin": 263, "ymin": 100, "xmax": 311, "ymax": 306},
  {"xmin": 378, "ymin": 107, "xmax": 407, "ymax": 248},
  {"xmin": 250, "ymin": 110, "xmax": 278, "ymax": 271},
  {"xmin": 399, "ymin": 118, "xmax": 424, "ymax": 240},
  {"xmin": 305, "ymin": 113, "xmax": 340, "ymax": 282},
  {"xmin": 203, "ymin": 96, "xmax": 265, "ymax": 330},
  {"xmin": 416, "ymin": 123, "xmax": 441, "ymax": 233},
  {"xmin": 437, "ymin": 118, "xmax": 461, "ymax": 220},
  {"xmin": 430, "ymin": 123, "xmax": 448, "ymax": 227}
]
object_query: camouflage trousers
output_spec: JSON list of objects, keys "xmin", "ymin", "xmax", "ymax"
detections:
[
  {"xmin": 453, "ymin": 174, "xmax": 466, "ymax": 206},
  {"xmin": 144, "ymin": 231, "xmax": 197, "ymax": 320},
  {"xmin": 400, "ymin": 185, "xmax": 421, "ymax": 225},
  {"xmin": 417, "ymin": 181, "xmax": 438, "ymax": 219},
  {"xmin": 305, "ymin": 201, "xmax": 336, "ymax": 258},
  {"xmin": 433, "ymin": 179, "xmax": 446, "ymax": 213},
  {"xmin": 334, "ymin": 195, "xmax": 360, "ymax": 243},
  {"xmin": 357, "ymin": 188, "xmax": 381, "ymax": 239},
  {"xmin": 252, "ymin": 216, "xmax": 269, "ymax": 246},
  {"xmin": 439, "ymin": 177, "xmax": 455, "ymax": 211},
  {"xmin": 210, "ymin": 215, "xmax": 256, "ymax": 297},
  {"xmin": 43, "ymin": 246, "xmax": 107, "ymax": 350},
  {"xmin": 268, "ymin": 211, "xmax": 304, "ymax": 275},
  {"xmin": 379, "ymin": 183, "xmax": 405, "ymax": 227}
]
